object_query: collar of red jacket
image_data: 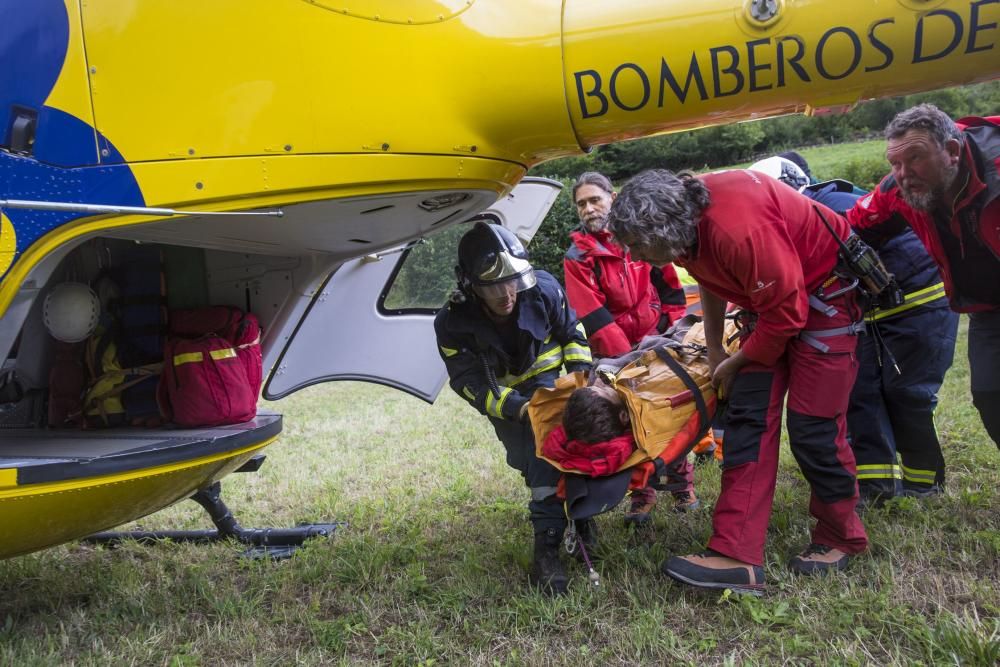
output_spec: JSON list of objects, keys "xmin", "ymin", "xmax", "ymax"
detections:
[
  {"xmin": 955, "ymin": 136, "xmax": 988, "ymax": 210},
  {"xmin": 570, "ymin": 228, "xmax": 624, "ymax": 258}
]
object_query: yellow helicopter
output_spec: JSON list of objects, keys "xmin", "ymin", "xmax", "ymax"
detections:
[{"xmin": 0, "ymin": 0, "xmax": 996, "ymax": 560}]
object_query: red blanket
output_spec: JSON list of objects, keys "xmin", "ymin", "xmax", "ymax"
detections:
[{"xmin": 542, "ymin": 425, "xmax": 636, "ymax": 477}]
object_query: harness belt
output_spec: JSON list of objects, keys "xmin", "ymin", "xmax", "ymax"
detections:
[
  {"xmin": 798, "ymin": 320, "xmax": 866, "ymax": 353},
  {"xmin": 808, "ymin": 294, "xmax": 838, "ymax": 317},
  {"xmin": 868, "ymin": 282, "xmax": 947, "ymax": 322}
]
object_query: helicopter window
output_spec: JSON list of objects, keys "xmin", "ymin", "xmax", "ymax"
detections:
[
  {"xmin": 379, "ymin": 217, "xmax": 497, "ymax": 314},
  {"xmin": 379, "ymin": 223, "xmax": 468, "ymax": 314}
]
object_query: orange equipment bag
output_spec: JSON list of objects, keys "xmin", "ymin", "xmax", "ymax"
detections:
[{"xmin": 528, "ymin": 318, "xmax": 738, "ymax": 518}]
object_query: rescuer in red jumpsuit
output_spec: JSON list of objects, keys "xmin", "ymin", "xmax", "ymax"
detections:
[{"xmin": 608, "ymin": 168, "xmax": 869, "ymax": 596}]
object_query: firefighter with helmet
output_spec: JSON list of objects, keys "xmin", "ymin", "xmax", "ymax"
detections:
[{"xmin": 434, "ymin": 221, "xmax": 593, "ymax": 595}]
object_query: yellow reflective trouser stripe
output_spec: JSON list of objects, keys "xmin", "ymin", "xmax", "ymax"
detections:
[
  {"xmin": 485, "ymin": 386, "xmax": 513, "ymax": 418},
  {"xmin": 500, "ymin": 346, "xmax": 564, "ymax": 387},
  {"xmin": 870, "ymin": 282, "xmax": 947, "ymax": 321},
  {"xmin": 901, "ymin": 464, "xmax": 937, "ymax": 484},
  {"xmin": 174, "ymin": 348, "xmax": 237, "ymax": 365},
  {"xmin": 856, "ymin": 464, "xmax": 902, "ymax": 480},
  {"xmin": 575, "ymin": 322, "xmax": 586, "ymax": 336},
  {"xmin": 440, "ymin": 345, "xmax": 459, "ymax": 358},
  {"xmin": 462, "ymin": 386, "xmax": 475, "ymax": 402},
  {"xmin": 562, "ymin": 342, "xmax": 592, "ymax": 364}
]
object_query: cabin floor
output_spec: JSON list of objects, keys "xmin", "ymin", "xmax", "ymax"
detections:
[{"xmin": 0, "ymin": 412, "xmax": 281, "ymax": 486}]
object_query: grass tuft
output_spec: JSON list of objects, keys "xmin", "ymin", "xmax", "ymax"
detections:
[{"xmin": 0, "ymin": 321, "xmax": 997, "ymax": 664}]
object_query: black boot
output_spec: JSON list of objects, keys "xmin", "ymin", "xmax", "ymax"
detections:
[{"xmin": 530, "ymin": 527, "xmax": 568, "ymax": 596}]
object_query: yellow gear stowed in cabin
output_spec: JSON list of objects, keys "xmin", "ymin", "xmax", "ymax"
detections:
[{"xmin": 80, "ymin": 325, "xmax": 162, "ymax": 427}]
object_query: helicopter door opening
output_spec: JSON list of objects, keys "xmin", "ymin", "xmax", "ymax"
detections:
[{"xmin": 262, "ymin": 177, "xmax": 563, "ymax": 402}]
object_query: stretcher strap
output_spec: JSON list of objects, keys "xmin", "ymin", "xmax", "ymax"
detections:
[
  {"xmin": 653, "ymin": 347, "xmax": 712, "ymax": 454},
  {"xmin": 648, "ymin": 347, "xmax": 711, "ymax": 488}
]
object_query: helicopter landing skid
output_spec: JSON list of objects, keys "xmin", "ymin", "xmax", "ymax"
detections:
[{"xmin": 82, "ymin": 477, "xmax": 343, "ymax": 560}]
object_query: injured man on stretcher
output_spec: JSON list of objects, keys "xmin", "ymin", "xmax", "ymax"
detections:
[{"xmin": 529, "ymin": 316, "xmax": 738, "ymax": 524}]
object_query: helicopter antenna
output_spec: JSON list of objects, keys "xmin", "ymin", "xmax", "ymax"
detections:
[{"xmin": 0, "ymin": 199, "xmax": 283, "ymax": 218}]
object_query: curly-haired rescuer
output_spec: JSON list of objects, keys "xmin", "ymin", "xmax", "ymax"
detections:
[{"xmin": 607, "ymin": 168, "xmax": 869, "ymax": 596}]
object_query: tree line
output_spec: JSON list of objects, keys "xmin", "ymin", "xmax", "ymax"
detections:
[{"xmin": 526, "ymin": 81, "xmax": 999, "ymax": 284}]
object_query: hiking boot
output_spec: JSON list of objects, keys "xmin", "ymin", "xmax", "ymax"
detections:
[
  {"xmin": 693, "ymin": 435, "xmax": 716, "ymax": 466},
  {"xmin": 566, "ymin": 519, "xmax": 599, "ymax": 563},
  {"xmin": 900, "ymin": 485, "xmax": 943, "ymax": 499},
  {"xmin": 530, "ymin": 528, "xmax": 568, "ymax": 596},
  {"xmin": 624, "ymin": 487, "xmax": 656, "ymax": 525},
  {"xmin": 661, "ymin": 550, "xmax": 765, "ymax": 596},
  {"xmin": 672, "ymin": 490, "xmax": 700, "ymax": 513},
  {"xmin": 788, "ymin": 543, "xmax": 851, "ymax": 576}
]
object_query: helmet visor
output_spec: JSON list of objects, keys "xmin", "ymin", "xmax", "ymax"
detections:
[{"xmin": 471, "ymin": 269, "xmax": 536, "ymax": 300}]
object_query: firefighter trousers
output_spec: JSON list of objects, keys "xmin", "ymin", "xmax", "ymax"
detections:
[
  {"xmin": 491, "ymin": 417, "xmax": 567, "ymax": 534},
  {"xmin": 847, "ymin": 306, "xmax": 958, "ymax": 496},
  {"xmin": 708, "ymin": 294, "xmax": 869, "ymax": 566},
  {"xmin": 969, "ymin": 310, "xmax": 1000, "ymax": 450}
]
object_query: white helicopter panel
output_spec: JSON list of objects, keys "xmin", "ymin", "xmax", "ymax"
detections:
[{"xmin": 263, "ymin": 178, "xmax": 563, "ymax": 402}]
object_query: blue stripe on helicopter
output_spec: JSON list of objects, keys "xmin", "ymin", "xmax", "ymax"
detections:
[{"xmin": 0, "ymin": 0, "xmax": 143, "ymax": 281}]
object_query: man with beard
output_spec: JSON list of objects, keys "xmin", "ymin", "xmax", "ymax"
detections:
[
  {"xmin": 563, "ymin": 172, "xmax": 697, "ymax": 522},
  {"xmin": 848, "ymin": 104, "xmax": 1000, "ymax": 450}
]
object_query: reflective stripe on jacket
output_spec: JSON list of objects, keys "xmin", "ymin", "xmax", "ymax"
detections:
[
  {"xmin": 803, "ymin": 180, "xmax": 949, "ymax": 321},
  {"xmin": 435, "ymin": 270, "xmax": 591, "ymax": 421}
]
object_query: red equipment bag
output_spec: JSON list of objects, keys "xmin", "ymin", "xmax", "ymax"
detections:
[{"xmin": 159, "ymin": 306, "xmax": 263, "ymax": 427}]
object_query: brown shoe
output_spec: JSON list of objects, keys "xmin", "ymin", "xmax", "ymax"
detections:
[
  {"xmin": 671, "ymin": 490, "xmax": 700, "ymax": 513},
  {"xmin": 624, "ymin": 487, "xmax": 656, "ymax": 525},
  {"xmin": 661, "ymin": 550, "xmax": 765, "ymax": 596},
  {"xmin": 788, "ymin": 543, "xmax": 851, "ymax": 576}
]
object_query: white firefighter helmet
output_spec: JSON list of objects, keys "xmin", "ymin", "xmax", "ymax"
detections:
[
  {"xmin": 42, "ymin": 282, "xmax": 100, "ymax": 343},
  {"xmin": 748, "ymin": 156, "xmax": 810, "ymax": 190}
]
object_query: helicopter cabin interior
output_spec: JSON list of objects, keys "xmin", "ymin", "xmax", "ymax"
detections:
[{"xmin": 0, "ymin": 179, "xmax": 562, "ymax": 491}]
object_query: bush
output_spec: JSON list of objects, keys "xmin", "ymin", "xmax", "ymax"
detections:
[
  {"xmin": 530, "ymin": 81, "xmax": 999, "ymax": 182},
  {"xmin": 839, "ymin": 157, "xmax": 889, "ymax": 192},
  {"xmin": 524, "ymin": 177, "xmax": 577, "ymax": 283}
]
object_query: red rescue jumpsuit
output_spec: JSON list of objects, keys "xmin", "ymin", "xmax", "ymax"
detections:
[{"xmin": 676, "ymin": 170, "xmax": 869, "ymax": 566}]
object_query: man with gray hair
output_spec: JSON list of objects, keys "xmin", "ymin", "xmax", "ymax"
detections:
[
  {"xmin": 848, "ymin": 104, "xmax": 1000, "ymax": 451},
  {"xmin": 607, "ymin": 168, "xmax": 869, "ymax": 595}
]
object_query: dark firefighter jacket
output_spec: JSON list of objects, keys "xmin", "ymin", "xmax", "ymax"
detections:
[
  {"xmin": 564, "ymin": 228, "xmax": 685, "ymax": 358},
  {"xmin": 804, "ymin": 180, "xmax": 948, "ymax": 321},
  {"xmin": 434, "ymin": 270, "xmax": 592, "ymax": 421},
  {"xmin": 848, "ymin": 115, "xmax": 1000, "ymax": 312}
]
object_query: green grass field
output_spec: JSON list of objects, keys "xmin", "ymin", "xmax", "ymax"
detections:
[
  {"xmin": 2, "ymin": 322, "xmax": 995, "ymax": 665},
  {"xmin": 1, "ymin": 138, "xmax": 998, "ymax": 665}
]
